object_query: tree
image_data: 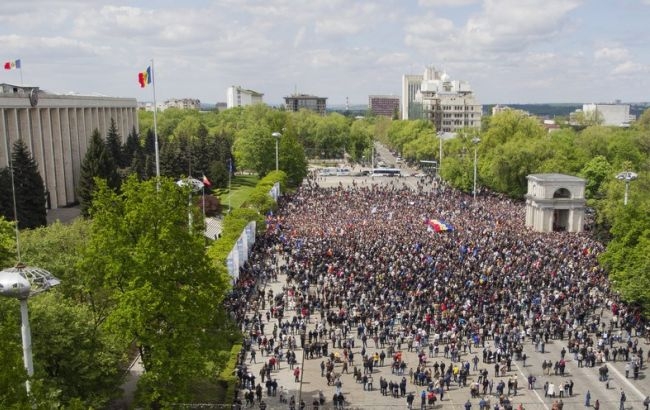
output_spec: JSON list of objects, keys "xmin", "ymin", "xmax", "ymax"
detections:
[
  {"xmin": 122, "ymin": 126, "xmax": 141, "ymax": 169},
  {"xmin": 579, "ymin": 155, "xmax": 612, "ymax": 199},
  {"xmin": 0, "ymin": 168, "xmax": 12, "ymax": 222},
  {"xmin": 80, "ymin": 176, "xmax": 232, "ymax": 406},
  {"xmin": 600, "ymin": 190, "xmax": 650, "ymax": 316},
  {"xmin": 278, "ymin": 130, "xmax": 308, "ymax": 187},
  {"xmin": 105, "ymin": 118, "xmax": 123, "ymax": 168},
  {"xmin": 8, "ymin": 139, "xmax": 47, "ymax": 229},
  {"xmin": 78, "ymin": 129, "xmax": 120, "ymax": 217},
  {"xmin": 0, "ymin": 297, "xmax": 29, "ymax": 407}
]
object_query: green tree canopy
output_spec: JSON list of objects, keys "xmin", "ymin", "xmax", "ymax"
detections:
[
  {"xmin": 80, "ymin": 176, "xmax": 232, "ymax": 406},
  {"xmin": 78, "ymin": 129, "xmax": 120, "ymax": 217},
  {"xmin": 6, "ymin": 139, "xmax": 47, "ymax": 229}
]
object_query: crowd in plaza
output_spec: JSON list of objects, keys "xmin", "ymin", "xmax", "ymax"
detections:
[{"xmin": 225, "ymin": 175, "xmax": 649, "ymax": 409}]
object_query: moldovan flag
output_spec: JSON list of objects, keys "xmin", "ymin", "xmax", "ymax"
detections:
[
  {"xmin": 4, "ymin": 59, "xmax": 21, "ymax": 70},
  {"xmin": 202, "ymin": 175, "xmax": 212, "ymax": 187},
  {"xmin": 138, "ymin": 66, "xmax": 152, "ymax": 88}
]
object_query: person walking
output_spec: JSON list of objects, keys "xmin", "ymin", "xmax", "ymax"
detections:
[
  {"xmin": 620, "ymin": 390, "xmax": 626, "ymax": 410},
  {"xmin": 585, "ymin": 390, "xmax": 591, "ymax": 407}
]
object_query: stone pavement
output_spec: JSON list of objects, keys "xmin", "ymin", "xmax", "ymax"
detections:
[
  {"xmin": 235, "ymin": 257, "xmax": 650, "ymax": 410},
  {"xmin": 233, "ymin": 258, "xmax": 561, "ymax": 410}
]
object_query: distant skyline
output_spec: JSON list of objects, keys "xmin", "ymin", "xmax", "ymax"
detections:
[{"xmin": 1, "ymin": 0, "xmax": 649, "ymax": 105}]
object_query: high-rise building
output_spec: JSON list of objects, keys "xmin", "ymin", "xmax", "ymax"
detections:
[
  {"xmin": 284, "ymin": 94, "xmax": 327, "ymax": 115},
  {"xmin": 402, "ymin": 66, "xmax": 482, "ymax": 132},
  {"xmin": 226, "ymin": 86, "xmax": 264, "ymax": 108},
  {"xmin": 369, "ymin": 95, "xmax": 400, "ymax": 117},
  {"xmin": 401, "ymin": 74, "xmax": 423, "ymax": 120},
  {"xmin": 0, "ymin": 83, "xmax": 138, "ymax": 209}
]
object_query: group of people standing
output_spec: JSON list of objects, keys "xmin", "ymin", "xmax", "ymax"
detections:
[{"xmin": 228, "ymin": 175, "xmax": 648, "ymax": 409}]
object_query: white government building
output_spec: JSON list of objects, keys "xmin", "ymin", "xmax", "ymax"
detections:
[
  {"xmin": 401, "ymin": 66, "xmax": 482, "ymax": 133},
  {"xmin": 0, "ymin": 84, "xmax": 138, "ymax": 209}
]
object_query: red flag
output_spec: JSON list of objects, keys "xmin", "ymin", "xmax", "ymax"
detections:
[{"xmin": 202, "ymin": 175, "xmax": 211, "ymax": 187}]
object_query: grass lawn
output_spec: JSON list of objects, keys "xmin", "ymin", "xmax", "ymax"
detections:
[{"xmin": 215, "ymin": 174, "xmax": 259, "ymax": 212}]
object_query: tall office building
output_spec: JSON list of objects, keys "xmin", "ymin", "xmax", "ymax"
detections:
[
  {"xmin": 402, "ymin": 66, "xmax": 482, "ymax": 132},
  {"xmin": 401, "ymin": 74, "xmax": 423, "ymax": 120},
  {"xmin": 0, "ymin": 83, "xmax": 138, "ymax": 209},
  {"xmin": 226, "ymin": 86, "xmax": 264, "ymax": 108},
  {"xmin": 369, "ymin": 95, "xmax": 400, "ymax": 117}
]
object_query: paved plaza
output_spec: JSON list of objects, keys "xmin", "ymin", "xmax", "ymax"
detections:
[{"xmin": 232, "ymin": 171, "xmax": 650, "ymax": 410}]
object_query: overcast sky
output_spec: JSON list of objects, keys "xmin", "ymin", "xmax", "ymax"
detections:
[{"xmin": 2, "ymin": 0, "xmax": 649, "ymax": 106}]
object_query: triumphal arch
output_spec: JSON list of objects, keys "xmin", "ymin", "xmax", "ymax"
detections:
[{"xmin": 525, "ymin": 173, "xmax": 586, "ymax": 232}]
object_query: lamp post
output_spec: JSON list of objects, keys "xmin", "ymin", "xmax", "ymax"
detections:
[
  {"xmin": 176, "ymin": 177, "xmax": 204, "ymax": 231},
  {"xmin": 0, "ymin": 264, "xmax": 61, "ymax": 395},
  {"xmin": 1, "ymin": 143, "xmax": 61, "ymax": 396},
  {"xmin": 616, "ymin": 171, "xmax": 638, "ymax": 206},
  {"xmin": 439, "ymin": 135, "xmax": 443, "ymax": 177},
  {"xmin": 272, "ymin": 132, "xmax": 282, "ymax": 171},
  {"xmin": 472, "ymin": 136, "xmax": 481, "ymax": 200}
]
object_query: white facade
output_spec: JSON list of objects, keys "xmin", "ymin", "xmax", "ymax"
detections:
[
  {"xmin": 226, "ymin": 86, "xmax": 264, "ymax": 108},
  {"xmin": 582, "ymin": 103, "xmax": 634, "ymax": 127},
  {"xmin": 1, "ymin": 84, "xmax": 138, "ymax": 209},
  {"xmin": 401, "ymin": 74, "xmax": 422, "ymax": 120},
  {"xmin": 525, "ymin": 174, "xmax": 586, "ymax": 233},
  {"xmin": 401, "ymin": 66, "xmax": 482, "ymax": 132}
]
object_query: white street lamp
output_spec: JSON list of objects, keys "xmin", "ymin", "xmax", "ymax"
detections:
[
  {"xmin": 0, "ymin": 263, "xmax": 61, "ymax": 395},
  {"xmin": 272, "ymin": 132, "xmax": 282, "ymax": 171},
  {"xmin": 472, "ymin": 137, "xmax": 481, "ymax": 200},
  {"xmin": 616, "ymin": 171, "xmax": 638, "ymax": 206},
  {"xmin": 2, "ymin": 143, "xmax": 61, "ymax": 396}
]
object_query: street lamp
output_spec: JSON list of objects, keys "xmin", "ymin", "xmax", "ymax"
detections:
[
  {"xmin": 472, "ymin": 136, "xmax": 481, "ymax": 200},
  {"xmin": 176, "ymin": 177, "xmax": 205, "ymax": 231},
  {"xmin": 616, "ymin": 171, "xmax": 638, "ymax": 206},
  {"xmin": 1, "ymin": 144, "xmax": 61, "ymax": 396},
  {"xmin": 0, "ymin": 263, "xmax": 61, "ymax": 395},
  {"xmin": 272, "ymin": 132, "xmax": 282, "ymax": 171}
]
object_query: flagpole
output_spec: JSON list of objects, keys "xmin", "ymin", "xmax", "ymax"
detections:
[
  {"xmin": 150, "ymin": 59, "xmax": 161, "ymax": 183},
  {"xmin": 202, "ymin": 185, "xmax": 206, "ymax": 222},
  {"xmin": 19, "ymin": 67, "xmax": 23, "ymax": 86},
  {"xmin": 228, "ymin": 158, "xmax": 232, "ymax": 214}
]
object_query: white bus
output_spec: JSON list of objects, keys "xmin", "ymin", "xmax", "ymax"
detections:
[{"xmin": 371, "ymin": 168, "xmax": 401, "ymax": 177}]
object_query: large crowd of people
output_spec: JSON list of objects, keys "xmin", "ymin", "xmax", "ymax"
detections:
[{"xmin": 226, "ymin": 175, "xmax": 649, "ymax": 409}]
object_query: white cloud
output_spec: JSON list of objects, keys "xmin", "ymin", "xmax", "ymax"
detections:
[
  {"xmin": 375, "ymin": 52, "xmax": 410, "ymax": 66},
  {"xmin": 594, "ymin": 47, "xmax": 629, "ymax": 62},
  {"xmin": 418, "ymin": 0, "xmax": 479, "ymax": 6},
  {"xmin": 612, "ymin": 61, "xmax": 647, "ymax": 76},
  {"xmin": 462, "ymin": 0, "xmax": 582, "ymax": 51},
  {"xmin": 294, "ymin": 27, "xmax": 306, "ymax": 48}
]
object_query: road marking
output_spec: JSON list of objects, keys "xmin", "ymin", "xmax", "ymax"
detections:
[
  {"xmin": 606, "ymin": 361, "xmax": 647, "ymax": 400},
  {"xmin": 513, "ymin": 362, "xmax": 550, "ymax": 410}
]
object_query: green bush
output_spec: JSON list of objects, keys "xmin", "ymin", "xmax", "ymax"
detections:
[{"xmin": 218, "ymin": 343, "xmax": 242, "ymax": 405}]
